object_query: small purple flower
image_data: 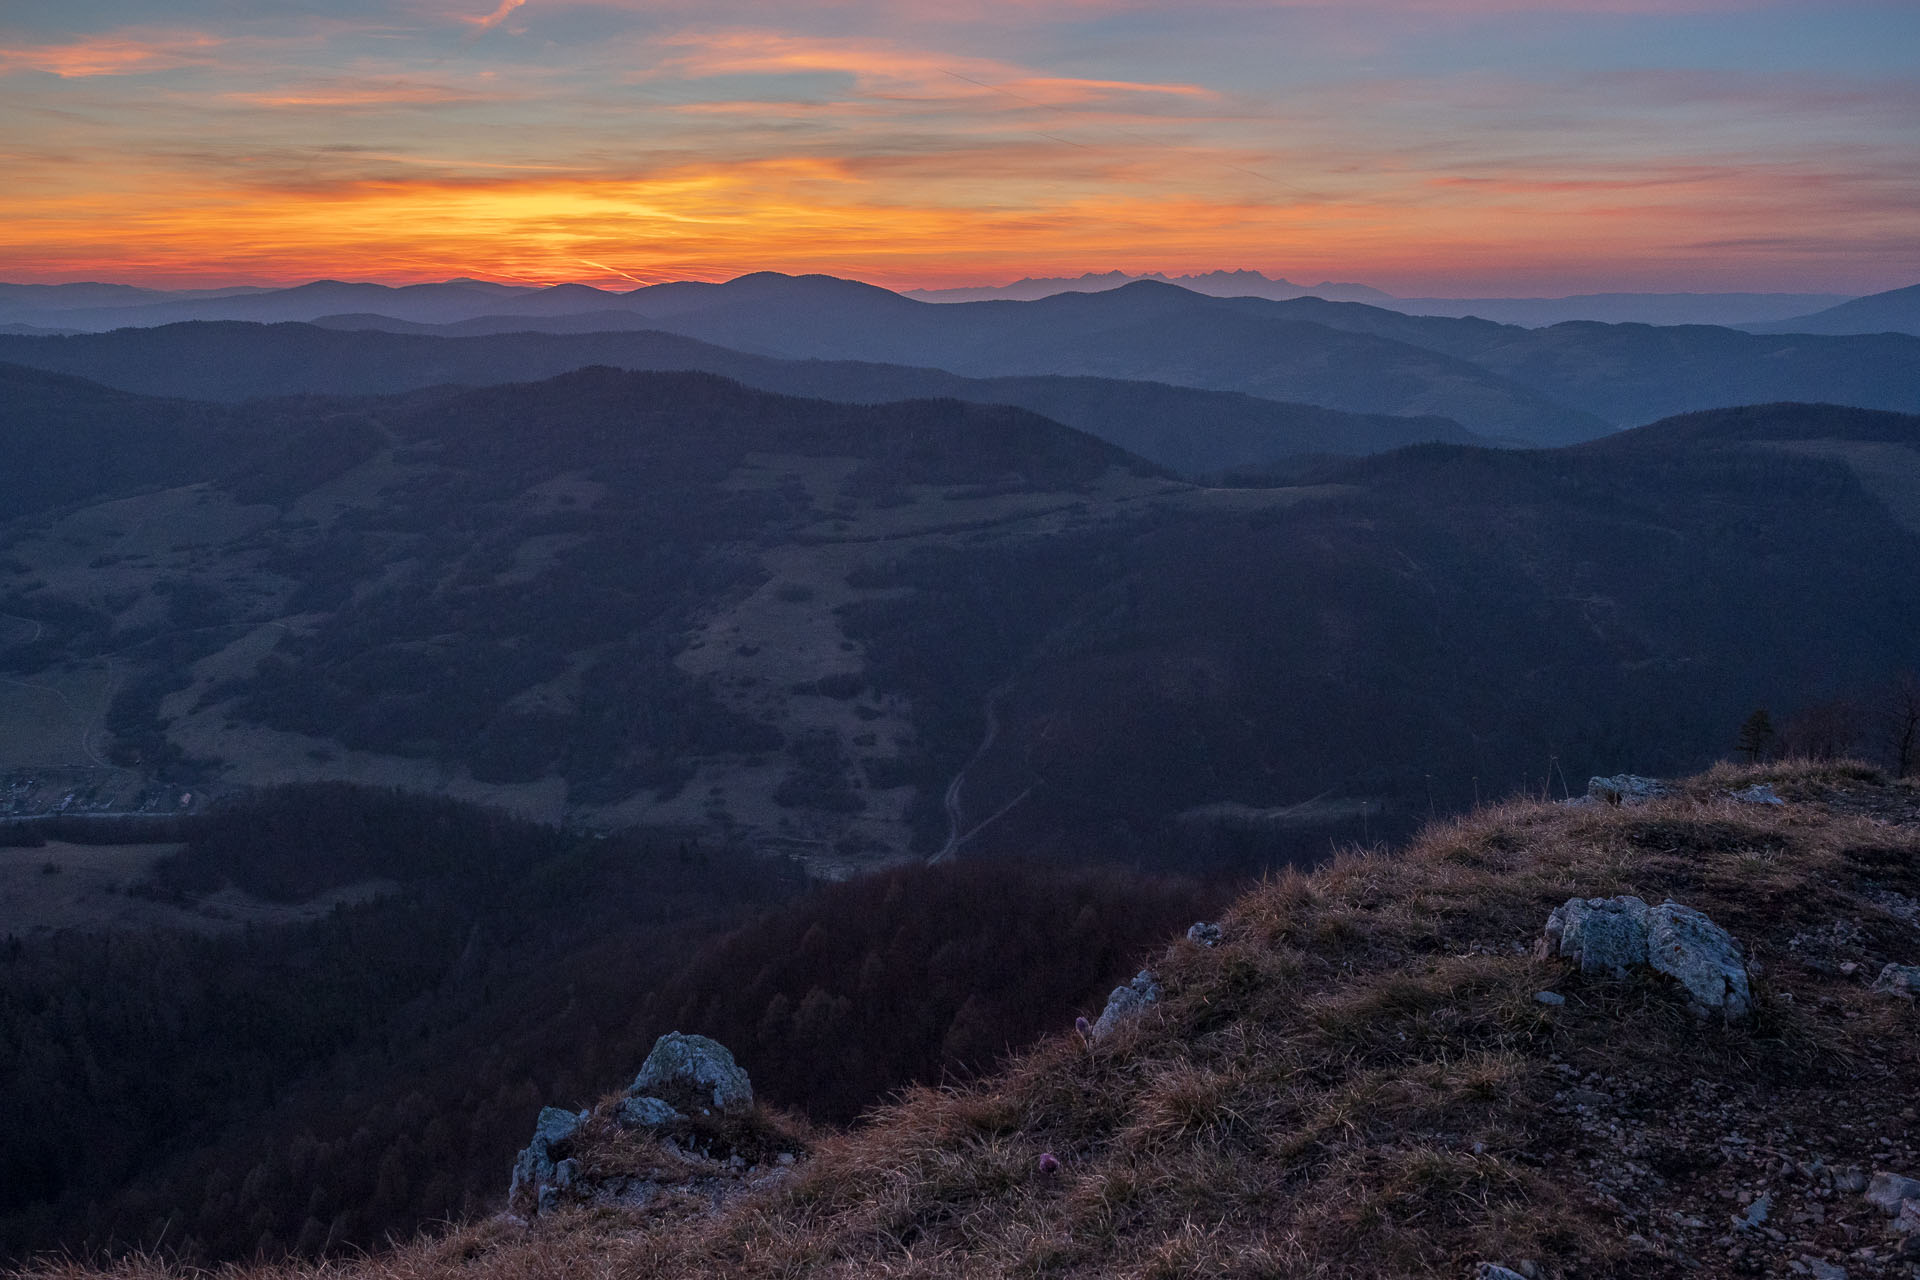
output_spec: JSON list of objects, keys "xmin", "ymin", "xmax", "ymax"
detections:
[
  {"xmin": 1074, "ymin": 1016, "xmax": 1094, "ymax": 1044},
  {"xmin": 1037, "ymin": 1152, "xmax": 1060, "ymax": 1175}
]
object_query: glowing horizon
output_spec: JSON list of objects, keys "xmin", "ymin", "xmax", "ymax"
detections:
[{"xmin": 3, "ymin": 1, "xmax": 1916, "ymax": 296}]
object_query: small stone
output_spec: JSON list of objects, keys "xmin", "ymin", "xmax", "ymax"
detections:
[
  {"xmin": 1534, "ymin": 990, "xmax": 1566, "ymax": 1006},
  {"xmin": 1803, "ymin": 1259, "xmax": 1849, "ymax": 1280},
  {"xmin": 1835, "ymin": 1167, "xmax": 1869, "ymax": 1193},
  {"xmin": 776, "ymin": 1152, "xmax": 796, "ymax": 1167},
  {"xmin": 1475, "ymin": 1265, "xmax": 1529, "ymax": 1280},
  {"xmin": 1840, "ymin": 961, "xmax": 1860, "ymax": 976},
  {"xmin": 1186, "ymin": 921, "xmax": 1223, "ymax": 947},
  {"xmin": 1865, "ymin": 1172, "xmax": 1920, "ymax": 1214},
  {"xmin": 1734, "ymin": 1193, "xmax": 1771, "ymax": 1230},
  {"xmin": 1730, "ymin": 783, "xmax": 1786, "ymax": 806},
  {"xmin": 1869, "ymin": 964, "xmax": 1920, "ymax": 1000},
  {"xmin": 1895, "ymin": 1201, "xmax": 1920, "ymax": 1236}
]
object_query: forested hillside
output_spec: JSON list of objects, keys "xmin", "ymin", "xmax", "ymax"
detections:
[
  {"xmin": 0, "ymin": 785, "xmax": 1220, "ymax": 1263},
  {"xmin": 2, "ymin": 368, "xmax": 1916, "ymax": 870}
]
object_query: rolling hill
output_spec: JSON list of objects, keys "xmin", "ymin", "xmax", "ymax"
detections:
[
  {"xmin": 0, "ymin": 325, "xmax": 1489, "ymax": 479},
  {"xmin": 1749, "ymin": 281, "xmax": 1920, "ymax": 337},
  {"xmin": 2, "ymin": 366, "xmax": 1915, "ymax": 872}
]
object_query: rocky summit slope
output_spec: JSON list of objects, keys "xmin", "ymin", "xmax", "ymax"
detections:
[{"xmin": 25, "ymin": 761, "xmax": 1920, "ymax": 1280}]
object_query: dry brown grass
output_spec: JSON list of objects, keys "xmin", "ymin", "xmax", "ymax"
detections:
[{"xmin": 20, "ymin": 762, "xmax": 1920, "ymax": 1280}]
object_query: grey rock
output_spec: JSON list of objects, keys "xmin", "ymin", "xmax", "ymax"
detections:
[
  {"xmin": 1730, "ymin": 783, "xmax": 1786, "ymax": 805},
  {"xmin": 1870, "ymin": 964, "xmax": 1920, "ymax": 1000},
  {"xmin": 616, "ymin": 1094, "xmax": 685, "ymax": 1129},
  {"xmin": 533, "ymin": 1105, "xmax": 584, "ymax": 1147},
  {"xmin": 1802, "ymin": 1259, "xmax": 1849, "ymax": 1280},
  {"xmin": 1734, "ymin": 1193, "xmax": 1771, "ymax": 1230},
  {"xmin": 1646, "ymin": 901, "xmax": 1752, "ymax": 1018},
  {"xmin": 1866, "ymin": 889, "xmax": 1920, "ymax": 927},
  {"xmin": 1588, "ymin": 774, "xmax": 1670, "ymax": 806},
  {"xmin": 1895, "ymin": 1202, "xmax": 1920, "ymax": 1236},
  {"xmin": 508, "ymin": 1106, "xmax": 591, "ymax": 1215},
  {"xmin": 632, "ymin": 1032, "xmax": 754, "ymax": 1113},
  {"xmin": 1542, "ymin": 895, "xmax": 1651, "ymax": 978},
  {"xmin": 1091, "ymin": 969, "xmax": 1161, "ymax": 1039},
  {"xmin": 1542, "ymin": 895, "xmax": 1752, "ymax": 1018},
  {"xmin": 1533, "ymin": 990, "xmax": 1566, "ymax": 1006},
  {"xmin": 1186, "ymin": 921, "xmax": 1223, "ymax": 947},
  {"xmin": 1475, "ymin": 1266, "xmax": 1529, "ymax": 1280},
  {"xmin": 1866, "ymin": 1172, "xmax": 1920, "ymax": 1215},
  {"xmin": 1835, "ymin": 1166, "xmax": 1870, "ymax": 1193},
  {"xmin": 508, "ymin": 1141, "xmax": 554, "ymax": 1213}
]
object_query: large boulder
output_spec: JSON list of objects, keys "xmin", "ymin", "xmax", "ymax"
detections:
[
  {"xmin": 631, "ymin": 1032, "xmax": 754, "ymax": 1115},
  {"xmin": 1541, "ymin": 896, "xmax": 1651, "ymax": 979},
  {"xmin": 508, "ymin": 1106, "xmax": 585, "ymax": 1216},
  {"xmin": 1541, "ymin": 896, "xmax": 1752, "ymax": 1018},
  {"xmin": 1587, "ymin": 774, "xmax": 1670, "ymax": 806},
  {"xmin": 1646, "ymin": 901, "xmax": 1752, "ymax": 1018},
  {"xmin": 1091, "ymin": 969, "xmax": 1161, "ymax": 1039}
]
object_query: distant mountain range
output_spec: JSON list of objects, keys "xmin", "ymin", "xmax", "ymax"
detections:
[
  {"xmin": 903, "ymin": 269, "xmax": 1857, "ymax": 327},
  {"xmin": 1745, "ymin": 281, "xmax": 1920, "ymax": 336},
  {"xmin": 903, "ymin": 269, "xmax": 1397, "ymax": 305},
  {"xmin": 6, "ymin": 271, "xmax": 1904, "ymax": 333},
  {"xmin": 8, "ymin": 276, "xmax": 1917, "ymax": 444}
]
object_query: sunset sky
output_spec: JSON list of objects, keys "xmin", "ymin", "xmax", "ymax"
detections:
[{"xmin": 2, "ymin": 1, "xmax": 1916, "ymax": 294}]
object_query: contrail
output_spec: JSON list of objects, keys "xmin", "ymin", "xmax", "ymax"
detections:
[
  {"xmin": 577, "ymin": 258, "xmax": 653, "ymax": 285},
  {"xmin": 469, "ymin": 0, "xmax": 526, "ymax": 33}
]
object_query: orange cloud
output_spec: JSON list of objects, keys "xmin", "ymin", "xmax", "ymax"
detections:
[
  {"xmin": 646, "ymin": 29, "xmax": 1216, "ymax": 106},
  {"xmin": 220, "ymin": 78, "xmax": 501, "ymax": 109},
  {"xmin": 4, "ymin": 137, "xmax": 1909, "ymax": 295},
  {"xmin": 0, "ymin": 30, "xmax": 223, "ymax": 78}
]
